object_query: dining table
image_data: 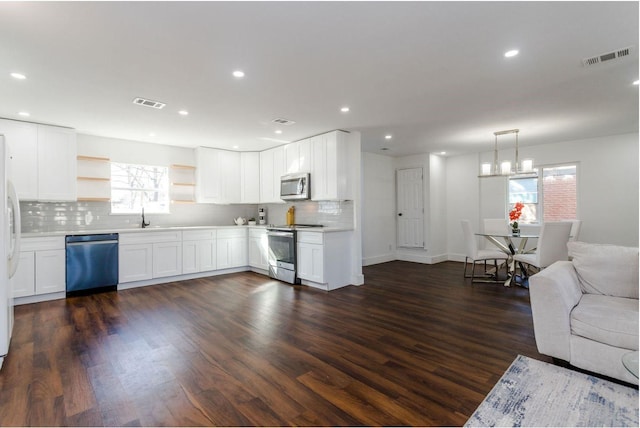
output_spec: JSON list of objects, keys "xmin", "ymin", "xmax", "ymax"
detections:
[{"xmin": 475, "ymin": 233, "xmax": 539, "ymax": 287}]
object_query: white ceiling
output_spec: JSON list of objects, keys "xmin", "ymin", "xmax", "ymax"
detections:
[{"xmin": 0, "ymin": 1, "xmax": 638, "ymax": 157}]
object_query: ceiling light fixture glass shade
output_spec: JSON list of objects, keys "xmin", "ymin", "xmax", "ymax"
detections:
[{"xmin": 479, "ymin": 129, "xmax": 536, "ymax": 178}]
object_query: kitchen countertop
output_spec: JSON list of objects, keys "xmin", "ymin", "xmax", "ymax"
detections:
[{"xmin": 21, "ymin": 224, "xmax": 353, "ymax": 238}]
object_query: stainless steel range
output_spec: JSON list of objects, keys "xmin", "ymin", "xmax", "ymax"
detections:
[{"xmin": 266, "ymin": 224, "xmax": 322, "ymax": 284}]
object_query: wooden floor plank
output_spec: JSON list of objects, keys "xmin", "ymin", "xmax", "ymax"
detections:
[{"xmin": 0, "ymin": 261, "xmax": 555, "ymax": 426}]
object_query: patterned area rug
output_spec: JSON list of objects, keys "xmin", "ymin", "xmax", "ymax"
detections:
[{"xmin": 465, "ymin": 355, "xmax": 639, "ymax": 427}]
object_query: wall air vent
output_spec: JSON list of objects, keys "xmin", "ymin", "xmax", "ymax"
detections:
[
  {"xmin": 582, "ymin": 46, "xmax": 632, "ymax": 67},
  {"xmin": 132, "ymin": 97, "xmax": 166, "ymax": 109},
  {"xmin": 272, "ymin": 118, "xmax": 296, "ymax": 125}
]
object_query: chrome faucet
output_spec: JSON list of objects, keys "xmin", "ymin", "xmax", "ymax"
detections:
[{"xmin": 141, "ymin": 207, "xmax": 150, "ymax": 228}]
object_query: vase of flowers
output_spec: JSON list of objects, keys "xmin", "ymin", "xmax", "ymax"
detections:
[{"xmin": 509, "ymin": 202, "xmax": 524, "ymax": 236}]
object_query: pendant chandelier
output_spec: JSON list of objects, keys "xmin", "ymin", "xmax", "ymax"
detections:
[{"xmin": 479, "ymin": 129, "xmax": 535, "ymax": 177}]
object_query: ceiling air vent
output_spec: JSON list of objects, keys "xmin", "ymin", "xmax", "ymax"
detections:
[
  {"xmin": 132, "ymin": 97, "xmax": 166, "ymax": 109},
  {"xmin": 272, "ymin": 118, "xmax": 296, "ymax": 126},
  {"xmin": 582, "ymin": 46, "xmax": 632, "ymax": 67}
]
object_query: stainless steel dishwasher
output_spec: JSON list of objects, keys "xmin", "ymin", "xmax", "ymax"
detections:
[{"xmin": 65, "ymin": 233, "xmax": 119, "ymax": 295}]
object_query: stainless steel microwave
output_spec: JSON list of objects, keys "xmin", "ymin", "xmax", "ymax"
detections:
[{"xmin": 280, "ymin": 172, "xmax": 310, "ymax": 201}]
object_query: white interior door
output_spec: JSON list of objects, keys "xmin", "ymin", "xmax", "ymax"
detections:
[{"xmin": 397, "ymin": 168, "xmax": 424, "ymax": 248}]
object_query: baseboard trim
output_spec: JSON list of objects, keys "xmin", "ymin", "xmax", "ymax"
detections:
[
  {"xmin": 15, "ymin": 291, "xmax": 66, "ymax": 306},
  {"xmin": 362, "ymin": 254, "xmax": 396, "ymax": 266},
  {"xmin": 351, "ymin": 274, "xmax": 365, "ymax": 285},
  {"xmin": 118, "ymin": 267, "xmax": 249, "ymax": 291}
]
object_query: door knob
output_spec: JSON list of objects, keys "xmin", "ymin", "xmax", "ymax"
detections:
[{"xmin": 398, "ymin": 213, "xmax": 403, "ymax": 216}]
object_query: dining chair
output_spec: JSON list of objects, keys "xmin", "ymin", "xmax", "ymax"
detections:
[
  {"xmin": 483, "ymin": 218, "xmax": 509, "ymax": 251},
  {"xmin": 461, "ymin": 220, "xmax": 510, "ymax": 283},
  {"xmin": 513, "ymin": 221, "xmax": 572, "ymax": 276},
  {"xmin": 562, "ymin": 219, "xmax": 582, "ymax": 241}
]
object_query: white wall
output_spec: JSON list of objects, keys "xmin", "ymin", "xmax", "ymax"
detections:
[
  {"xmin": 429, "ymin": 154, "xmax": 448, "ymax": 261},
  {"xmin": 361, "ymin": 152, "xmax": 396, "ymax": 265},
  {"xmin": 445, "ymin": 152, "xmax": 482, "ymax": 260},
  {"xmin": 78, "ymin": 134, "xmax": 195, "ymax": 166}
]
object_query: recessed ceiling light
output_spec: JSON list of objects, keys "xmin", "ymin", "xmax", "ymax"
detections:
[
  {"xmin": 275, "ymin": 130, "xmax": 283, "ymax": 134},
  {"xmin": 232, "ymin": 145, "xmax": 239, "ymax": 149},
  {"xmin": 233, "ymin": 70, "xmax": 245, "ymax": 78},
  {"xmin": 385, "ymin": 135, "xmax": 392, "ymax": 140},
  {"xmin": 340, "ymin": 106, "xmax": 350, "ymax": 113},
  {"xmin": 18, "ymin": 111, "xmax": 30, "ymax": 117},
  {"xmin": 178, "ymin": 110, "xmax": 189, "ymax": 116},
  {"xmin": 10, "ymin": 72, "xmax": 26, "ymax": 80},
  {"xmin": 439, "ymin": 151, "xmax": 446, "ymax": 155},
  {"xmin": 504, "ymin": 49, "xmax": 519, "ymax": 58},
  {"xmin": 633, "ymin": 80, "xmax": 639, "ymax": 85},
  {"xmin": 149, "ymin": 133, "xmax": 156, "ymax": 137}
]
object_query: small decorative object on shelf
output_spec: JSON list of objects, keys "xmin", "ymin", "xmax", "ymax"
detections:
[
  {"xmin": 247, "ymin": 217, "xmax": 256, "ymax": 226},
  {"xmin": 509, "ymin": 201, "xmax": 524, "ymax": 236}
]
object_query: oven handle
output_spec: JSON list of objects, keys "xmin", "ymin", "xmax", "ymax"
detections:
[{"xmin": 267, "ymin": 231, "xmax": 295, "ymax": 238}]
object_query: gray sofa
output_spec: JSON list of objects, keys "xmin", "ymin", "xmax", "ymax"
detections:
[{"xmin": 529, "ymin": 241, "xmax": 639, "ymax": 385}]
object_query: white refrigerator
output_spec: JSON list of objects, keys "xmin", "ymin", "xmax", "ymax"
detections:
[{"xmin": 0, "ymin": 135, "xmax": 21, "ymax": 370}]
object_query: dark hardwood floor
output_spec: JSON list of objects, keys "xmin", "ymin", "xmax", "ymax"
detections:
[{"xmin": 0, "ymin": 261, "xmax": 550, "ymax": 426}]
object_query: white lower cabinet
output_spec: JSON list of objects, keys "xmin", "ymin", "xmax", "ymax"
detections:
[
  {"xmin": 119, "ymin": 243, "xmax": 153, "ymax": 283},
  {"xmin": 153, "ymin": 242, "xmax": 182, "ymax": 278},
  {"xmin": 182, "ymin": 229, "xmax": 216, "ymax": 274},
  {"xmin": 35, "ymin": 250, "xmax": 66, "ymax": 294},
  {"xmin": 119, "ymin": 231, "xmax": 182, "ymax": 283},
  {"xmin": 248, "ymin": 228, "xmax": 269, "ymax": 271},
  {"xmin": 12, "ymin": 252, "xmax": 36, "ymax": 298},
  {"xmin": 12, "ymin": 237, "xmax": 66, "ymax": 299},
  {"xmin": 297, "ymin": 231, "xmax": 352, "ymax": 290},
  {"xmin": 297, "ymin": 242, "xmax": 324, "ymax": 283},
  {"xmin": 217, "ymin": 228, "xmax": 247, "ymax": 269}
]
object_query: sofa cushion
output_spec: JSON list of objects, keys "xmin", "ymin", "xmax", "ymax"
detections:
[
  {"xmin": 568, "ymin": 241, "xmax": 639, "ymax": 298},
  {"xmin": 571, "ymin": 294, "xmax": 638, "ymax": 350}
]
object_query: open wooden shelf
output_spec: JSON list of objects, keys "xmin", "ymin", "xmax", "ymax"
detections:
[
  {"xmin": 77, "ymin": 197, "xmax": 111, "ymax": 202},
  {"xmin": 171, "ymin": 164, "xmax": 196, "ymax": 170},
  {"xmin": 171, "ymin": 182, "xmax": 196, "ymax": 187},
  {"xmin": 171, "ymin": 199, "xmax": 196, "ymax": 204},
  {"xmin": 77, "ymin": 155, "xmax": 110, "ymax": 162},
  {"xmin": 77, "ymin": 176, "xmax": 110, "ymax": 182}
]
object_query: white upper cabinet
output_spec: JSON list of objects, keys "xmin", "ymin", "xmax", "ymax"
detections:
[
  {"xmin": 0, "ymin": 119, "xmax": 38, "ymax": 200},
  {"xmin": 259, "ymin": 145, "xmax": 285, "ymax": 203},
  {"xmin": 311, "ymin": 130, "xmax": 351, "ymax": 201},
  {"xmin": 37, "ymin": 125, "xmax": 77, "ymax": 201},
  {"xmin": 0, "ymin": 119, "xmax": 77, "ymax": 201},
  {"xmin": 284, "ymin": 139, "xmax": 312, "ymax": 174},
  {"xmin": 240, "ymin": 152, "xmax": 260, "ymax": 204},
  {"xmin": 196, "ymin": 147, "xmax": 241, "ymax": 204}
]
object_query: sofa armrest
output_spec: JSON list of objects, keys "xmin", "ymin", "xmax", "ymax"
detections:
[{"xmin": 529, "ymin": 261, "xmax": 583, "ymax": 361}]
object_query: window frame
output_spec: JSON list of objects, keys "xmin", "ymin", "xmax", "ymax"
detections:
[
  {"xmin": 507, "ymin": 162, "xmax": 578, "ymax": 225},
  {"xmin": 110, "ymin": 162, "xmax": 170, "ymax": 215}
]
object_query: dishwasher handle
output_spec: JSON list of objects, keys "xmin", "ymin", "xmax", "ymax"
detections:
[
  {"xmin": 66, "ymin": 240, "xmax": 118, "ymax": 247},
  {"xmin": 66, "ymin": 233, "xmax": 119, "ymax": 244}
]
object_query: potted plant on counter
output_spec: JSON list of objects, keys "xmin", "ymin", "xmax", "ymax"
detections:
[{"xmin": 247, "ymin": 217, "xmax": 256, "ymax": 226}]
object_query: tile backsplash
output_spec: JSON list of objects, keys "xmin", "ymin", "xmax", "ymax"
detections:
[
  {"xmin": 20, "ymin": 201, "xmax": 258, "ymax": 233},
  {"xmin": 263, "ymin": 200, "xmax": 353, "ymax": 228},
  {"xmin": 20, "ymin": 200, "xmax": 354, "ymax": 233}
]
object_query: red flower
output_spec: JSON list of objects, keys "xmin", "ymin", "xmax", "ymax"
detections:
[{"xmin": 509, "ymin": 202, "xmax": 524, "ymax": 222}]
